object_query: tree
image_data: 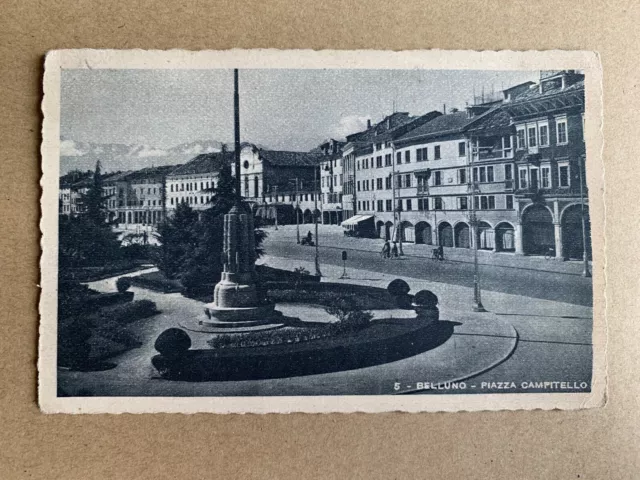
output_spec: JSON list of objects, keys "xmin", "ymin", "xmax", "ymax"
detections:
[
  {"xmin": 154, "ymin": 201, "xmax": 199, "ymax": 279},
  {"xmin": 179, "ymin": 146, "xmax": 267, "ymax": 295},
  {"xmin": 59, "ymin": 161, "xmax": 121, "ymax": 269}
]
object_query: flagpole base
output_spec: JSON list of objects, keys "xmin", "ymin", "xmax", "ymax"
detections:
[{"xmin": 473, "ymin": 301, "xmax": 487, "ymax": 313}]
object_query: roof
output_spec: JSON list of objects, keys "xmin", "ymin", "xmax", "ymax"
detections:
[
  {"xmin": 125, "ymin": 165, "xmax": 177, "ymax": 182},
  {"xmin": 258, "ymin": 149, "xmax": 325, "ymax": 167},
  {"xmin": 345, "ymin": 112, "xmax": 415, "ymax": 143},
  {"xmin": 510, "ymin": 78, "xmax": 584, "ymax": 103},
  {"xmin": 169, "ymin": 152, "xmax": 230, "ymax": 176},
  {"xmin": 466, "ymin": 107, "xmax": 513, "ymax": 135},
  {"xmin": 396, "ymin": 111, "xmax": 473, "ymax": 142}
]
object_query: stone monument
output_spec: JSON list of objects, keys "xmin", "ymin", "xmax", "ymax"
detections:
[
  {"xmin": 203, "ymin": 203, "xmax": 279, "ymax": 327},
  {"xmin": 202, "ymin": 68, "xmax": 281, "ymax": 329}
]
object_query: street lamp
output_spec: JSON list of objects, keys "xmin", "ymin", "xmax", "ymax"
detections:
[
  {"xmin": 290, "ymin": 177, "xmax": 301, "ymax": 244},
  {"xmin": 314, "ymin": 165, "xmax": 322, "ymax": 277},
  {"xmin": 469, "ymin": 137, "xmax": 487, "ymax": 312},
  {"xmin": 390, "ymin": 143, "xmax": 404, "ymax": 256},
  {"xmin": 578, "ymin": 155, "xmax": 591, "ymax": 278}
]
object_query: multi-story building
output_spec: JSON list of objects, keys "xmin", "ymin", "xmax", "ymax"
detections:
[
  {"xmin": 340, "ymin": 111, "xmax": 442, "ymax": 236},
  {"xmin": 115, "ymin": 165, "xmax": 176, "ymax": 227},
  {"xmin": 316, "ymin": 139, "xmax": 345, "ymax": 225},
  {"xmin": 236, "ymin": 143, "xmax": 324, "ymax": 225},
  {"xmin": 59, "ymin": 170, "xmax": 92, "ymax": 216},
  {"xmin": 503, "ymin": 70, "xmax": 588, "ymax": 259},
  {"xmin": 166, "ymin": 152, "xmax": 227, "ymax": 213},
  {"xmin": 341, "ymin": 70, "xmax": 588, "ymax": 259}
]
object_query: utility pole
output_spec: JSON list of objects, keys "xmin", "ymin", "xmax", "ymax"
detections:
[
  {"xmin": 579, "ymin": 155, "xmax": 591, "ymax": 278},
  {"xmin": 469, "ymin": 137, "xmax": 487, "ymax": 312},
  {"xmin": 273, "ymin": 185, "xmax": 278, "ymax": 230},
  {"xmin": 392, "ymin": 144, "xmax": 404, "ymax": 256},
  {"xmin": 314, "ymin": 166, "xmax": 322, "ymax": 276},
  {"xmin": 295, "ymin": 177, "xmax": 300, "ymax": 244}
]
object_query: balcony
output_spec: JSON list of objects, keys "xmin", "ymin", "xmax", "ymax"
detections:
[{"xmin": 473, "ymin": 147, "xmax": 514, "ymax": 161}]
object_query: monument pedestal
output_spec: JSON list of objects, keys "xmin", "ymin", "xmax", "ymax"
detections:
[{"xmin": 202, "ymin": 204, "xmax": 282, "ymax": 330}]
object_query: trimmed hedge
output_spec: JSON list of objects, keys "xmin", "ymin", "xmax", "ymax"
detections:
[{"xmin": 121, "ymin": 272, "xmax": 183, "ymax": 293}]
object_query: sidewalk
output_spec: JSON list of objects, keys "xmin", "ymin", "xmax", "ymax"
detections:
[{"xmin": 263, "ymin": 224, "xmax": 591, "ymax": 276}]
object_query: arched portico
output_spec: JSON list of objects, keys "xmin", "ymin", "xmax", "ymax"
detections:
[
  {"xmin": 454, "ymin": 222, "xmax": 471, "ymax": 248},
  {"xmin": 400, "ymin": 221, "xmax": 415, "ymax": 243},
  {"xmin": 303, "ymin": 209, "xmax": 312, "ymax": 224},
  {"xmin": 495, "ymin": 222, "xmax": 516, "ymax": 252},
  {"xmin": 438, "ymin": 222, "xmax": 453, "ymax": 247},
  {"xmin": 561, "ymin": 204, "xmax": 591, "ymax": 260},
  {"xmin": 522, "ymin": 204, "xmax": 555, "ymax": 256},
  {"xmin": 415, "ymin": 221, "xmax": 432, "ymax": 245},
  {"xmin": 476, "ymin": 221, "xmax": 494, "ymax": 250},
  {"xmin": 384, "ymin": 221, "xmax": 393, "ymax": 241}
]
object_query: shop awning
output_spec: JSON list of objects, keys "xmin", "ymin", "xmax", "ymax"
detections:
[{"xmin": 341, "ymin": 214, "xmax": 374, "ymax": 227}]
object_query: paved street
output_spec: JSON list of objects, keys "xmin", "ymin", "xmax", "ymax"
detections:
[{"xmin": 262, "ymin": 224, "xmax": 593, "ymax": 306}]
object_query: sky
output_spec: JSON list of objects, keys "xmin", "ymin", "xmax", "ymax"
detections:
[{"xmin": 60, "ymin": 68, "xmax": 540, "ymax": 152}]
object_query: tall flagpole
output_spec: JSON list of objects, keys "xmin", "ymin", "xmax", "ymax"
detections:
[{"xmin": 234, "ymin": 69, "xmax": 241, "ymax": 206}]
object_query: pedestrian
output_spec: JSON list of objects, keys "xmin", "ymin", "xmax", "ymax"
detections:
[
  {"xmin": 391, "ymin": 241, "xmax": 398, "ymax": 258},
  {"xmin": 381, "ymin": 240, "xmax": 390, "ymax": 259}
]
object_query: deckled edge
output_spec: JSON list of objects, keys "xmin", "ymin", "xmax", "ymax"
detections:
[{"xmin": 38, "ymin": 49, "xmax": 607, "ymax": 414}]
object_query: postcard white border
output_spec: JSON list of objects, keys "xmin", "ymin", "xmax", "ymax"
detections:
[{"xmin": 40, "ymin": 49, "xmax": 606, "ymax": 413}]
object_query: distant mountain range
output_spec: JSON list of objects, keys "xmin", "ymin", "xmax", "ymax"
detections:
[{"xmin": 59, "ymin": 139, "xmax": 225, "ymax": 174}]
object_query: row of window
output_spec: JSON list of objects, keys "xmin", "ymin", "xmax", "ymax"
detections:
[
  {"xmin": 358, "ymin": 195, "xmax": 515, "ymax": 213},
  {"xmin": 321, "ymin": 174, "xmax": 343, "ymax": 188},
  {"xmin": 170, "ymin": 196, "xmax": 211, "ymax": 206},
  {"xmin": 169, "ymin": 181, "xmax": 214, "ymax": 193},
  {"xmin": 516, "ymin": 116, "xmax": 568, "ymax": 150},
  {"xmin": 518, "ymin": 163, "xmax": 571, "ymax": 189},
  {"xmin": 357, "ymin": 143, "xmax": 458, "ymax": 171}
]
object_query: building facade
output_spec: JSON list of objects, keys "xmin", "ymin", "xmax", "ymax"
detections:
[
  {"xmin": 504, "ymin": 70, "xmax": 588, "ymax": 259},
  {"xmin": 166, "ymin": 152, "xmax": 227, "ymax": 214},
  {"xmin": 236, "ymin": 144, "xmax": 324, "ymax": 225},
  {"xmin": 339, "ymin": 70, "xmax": 589, "ymax": 259},
  {"xmin": 317, "ymin": 139, "xmax": 345, "ymax": 225}
]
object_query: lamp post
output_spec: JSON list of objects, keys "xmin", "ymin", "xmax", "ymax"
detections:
[
  {"xmin": 578, "ymin": 155, "xmax": 591, "ymax": 278},
  {"xmin": 390, "ymin": 143, "xmax": 404, "ymax": 255},
  {"xmin": 469, "ymin": 137, "xmax": 487, "ymax": 312},
  {"xmin": 273, "ymin": 185, "xmax": 278, "ymax": 230},
  {"xmin": 293, "ymin": 177, "xmax": 301, "ymax": 244},
  {"xmin": 314, "ymin": 165, "xmax": 322, "ymax": 277}
]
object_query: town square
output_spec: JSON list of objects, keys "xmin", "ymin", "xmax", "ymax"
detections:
[{"xmin": 40, "ymin": 50, "xmax": 603, "ymax": 412}]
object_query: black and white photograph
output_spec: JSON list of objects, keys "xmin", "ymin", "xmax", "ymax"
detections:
[{"xmin": 39, "ymin": 49, "xmax": 605, "ymax": 413}]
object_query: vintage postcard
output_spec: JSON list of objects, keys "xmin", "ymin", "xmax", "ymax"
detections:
[{"xmin": 39, "ymin": 49, "xmax": 605, "ymax": 413}]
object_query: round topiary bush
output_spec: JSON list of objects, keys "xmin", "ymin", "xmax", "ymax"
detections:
[
  {"xmin": 155, "ymin": 328, "xmax": 191, "ymax": 358},
  {"xmin": 413, "ymin": 290, "xmax": 439, "ymax": 308},
  {"xmin": 116, "ymin": 277, "xmax": 131, "ymax": 293},
  {"xmin": 387, "ymin": 279, "xmax": 410, "ymax": 296}
]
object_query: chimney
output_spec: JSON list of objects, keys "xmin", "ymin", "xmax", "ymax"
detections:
[
  {"xmin": 367, "ymin": 119, "xmax": 371, "ymax": 129},
  {"xmin": 443, "ymin": 104, "xmax": 446, "ymax": 115}
]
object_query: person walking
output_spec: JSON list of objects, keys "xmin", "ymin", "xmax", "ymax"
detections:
[
  {"xmin": 391, "ymin": 241, "xmax": 399, "ymax": 259},
  {"xmin": 381, "ymin": 240, "xmax": 391, "ymax": 259}
]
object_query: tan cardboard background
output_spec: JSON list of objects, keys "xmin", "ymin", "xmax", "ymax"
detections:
[{"xmin": 0, "ymin": 0, "xmax": 637, "ymax": 478}]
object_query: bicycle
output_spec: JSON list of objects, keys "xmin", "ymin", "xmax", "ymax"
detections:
[{"xmin": 543, "ymin": 247, "xmax": 555, "ymax": 260}]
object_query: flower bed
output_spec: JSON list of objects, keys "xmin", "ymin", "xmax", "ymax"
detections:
[{"xmin": 153, "ymin": 319, "xmax": 453, "ymax": 381}]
